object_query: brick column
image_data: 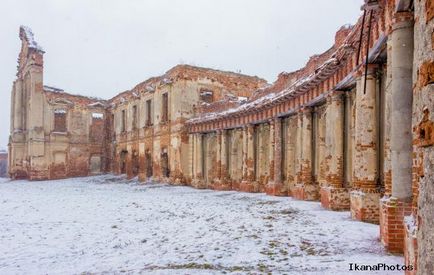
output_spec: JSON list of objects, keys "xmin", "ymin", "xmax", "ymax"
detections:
[
  {"xmin": 240, "ymin": 124, "xmax": 258, "ymax": 192},
  {"xmin": 350, "ymin": 66, "xmax": 381, "ymax": 223},
  {"xmin": 285, "ymin": 115, "xmax": 298, "ymax": 196},
  {"xmin": 220, "ymin": 130, "xmax": 230, "ymax": 189},
  {"xmin": 380, "ymin": 11, "xmax": 414, "ymax": 254},
  {"xmin": 192, "ymin": 133, "xmax": 205, "ymax": 189},
  {"xmin": 213, "ymin": 130, "xmax": 231, "ymax": 190},
  {"xmin": 266, "ymin": 117, "xmax": 286, "ymax": 196},
  {"xmin": 293, "ymin": 107, "xmax": 319, "ymax": 201},
  {"xmin": 321, "ymin": 91, "xmax": 349, "ymax": 210},
  {"xmin": 212, "ymin": 130, "xmax": 222, "ymax": 189}
]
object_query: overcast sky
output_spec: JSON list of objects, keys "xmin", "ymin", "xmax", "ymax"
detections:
[{"xmin": 0, "ymin": 0, "xmax": 363, "ymax": 149}]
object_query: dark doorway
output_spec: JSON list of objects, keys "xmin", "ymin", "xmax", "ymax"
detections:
[
  {"xmin": 120, "ymin": 150, "xmax": 128, "ymax": 174},
  {"xmin": 161, "ymin": 149, "xmax": 170, "ymax": 178},
  {"xmin": 146, "ymin": 149, "xmax": 153, "ymax": 177},
  {"xmin": 132, "ymin": 150, "xmax": 139, "ymax": 176}
]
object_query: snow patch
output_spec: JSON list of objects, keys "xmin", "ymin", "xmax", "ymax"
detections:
[
  {"xmin": 43, "ymin": 85, "xmax": 64, "ymax": 92},
  {"xmin": 92, "ymin": 113, "xmax": 104, "ymax": 119},
  {"xmin": 20, "ymin": 25, "xmax": 44, "ymax": 52},
  {"xmin": 0, "ymin": 175, "xmax": 403, "ymax": 274},
  {"xmin": 54, "ymin": 109, "xmax": 67, "ymax": 114},
  {"xmin": 404, "ymin": 215, "xmax": 418, "ymax": 238},
  {"xmin": 88, "ymin": 102, "xmax": 106, "ymax": 108}
]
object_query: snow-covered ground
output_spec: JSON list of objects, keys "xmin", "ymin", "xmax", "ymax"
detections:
[{"xmin": 0, "ymin": 175, "xmax": 403, "ymax": 274}]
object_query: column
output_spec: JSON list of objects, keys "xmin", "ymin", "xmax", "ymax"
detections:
[
  {"xmin": 380, "ymin": 12, "xmax": 414, "ymax": 253},
  {"xmin": 212, "ymin": 130, "xmax": 231, "ymax": 190},
  {"xmin": 266, "ymin": 117, "xmax": 286, "ymax": 196},
  {"xmin": 293, "ymin": 107, "xmax": 318, "ymax": 201},
  {"xmin": 241, "ymin": 124, "xmax": 258, "ymax": 192},
  {"xmin": 350, "ymin": 66, "xmax": 381, "ymax": 223},
  {"xmin": 320, "ymin": 91, "xmax": 349, "ymax": 210},
  {"xmin": 192, "ymin": 133, "xmax": 205, "ymax": 188},
  {"xmin": 212, "ymin": 130, "xmax": 222, "ymax": 189},
  {"xmin": 286, "ymin": 115, "xmax": 298, "ymax": 196},
  {"xmin": 220, "ymin": 130, "xmax": 230, "ymax": 189},
  {"xmin": 241, "ymin": 126, "xmax": 248, "ymax": 183},
  {"xmin": 390, "ymin": 14, "xmax": 414, "ymax": 200}
]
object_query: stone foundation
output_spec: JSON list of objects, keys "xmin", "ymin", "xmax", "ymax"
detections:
[
  {"xmin": 231, "ymin": 181, "xmax": 241, "ymax": 191},
  {"xmin": 212, "ymin": 179, "xmax": 232, "ymax": 191},
  {"xmin": 11, "ymin": 169, "xmax": 28, "ymax": 180},
  {"xmin": 292, "ymin": 183, "xmax": 319, "ymax": 201},
  {"xmin": 29, "ymin": 169, "xmax": 49, "ymax": 181},
  {"xmin": 138, "ymin": 173, "xmax": 146, "ymax": 182},
  {"xmin": 265, "ymin": 182, "xmax": 287, "ymax": 196},
  {"xmin": 239, "ymin": 181, "xmax": 259, "ymax": 193},
  {"xmin": 350, "ymin": 190, "xmax": 380, "ymax": 224},
  {"xmin": 379, "ymin": 197, "xmax": 413, "ymax": 252},
  {"xmin": 320, "ymin": 186, "xmax": 350, "ymax": 211},
  {"xmin": 191, "ymin": 179, "xmax": 206, "ymax": 189}
]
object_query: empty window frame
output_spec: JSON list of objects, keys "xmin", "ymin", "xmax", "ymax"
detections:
[
  {"xmin": 132, "ymin": 105, "xmax": 138, "ymax": 130},
  {"xmin": 121, "ymin": 110, "xmax": 126, "ymax": 132},
  {"xmin": 200, "ymin": 89, "xmax": 214, "ymax": 103},
  {"xmin": 146, "ymin": 99, "xmax": 152, "ymax": 126},
  {"xmin": 54, "ymin": 109, "xmax": 67, "ymax": 132},
  {"xmin": 90, "ymin": 113, "xmax": 104, "ymax": 142},
  {"xmin": 162, "ymin": 93, "xmax": 169, "ymax": 122}
]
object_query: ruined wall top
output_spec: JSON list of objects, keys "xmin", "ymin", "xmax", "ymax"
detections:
[
  {"xmin": 109, "ymin": 64, "xmax": 268, "ymax": 107},
  {"xmin": 43, "ymin": 86, "xmax": 108, "ymax": 109},
  {"xmin": 186, "ymin": 4, "xmax": 389, "ymax": 126},
  {"xmin": 17, "ymin": 26, "xmax": 44, "ymax": 78},
  {"xmin": 19, "ymin": 26, "xmax": 44, "ymax": 53}
]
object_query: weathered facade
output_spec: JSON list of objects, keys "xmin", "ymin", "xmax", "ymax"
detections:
[
  {"xmin": 7, "ymin": 0, "xmax": 433, "ymax": 273},
  {"xmin": 9, "ymin": 27, "xmax": 109, "ymax": 180}
]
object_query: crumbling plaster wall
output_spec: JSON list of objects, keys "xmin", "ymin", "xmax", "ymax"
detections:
[{"xmin": 413, "ymin": 1, "xmax": 434, "ymax": 274}]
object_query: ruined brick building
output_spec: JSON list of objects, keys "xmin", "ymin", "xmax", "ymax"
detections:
[{"xmin": 7, "ymin": 0, "xmax": 434, "ymax": 274}]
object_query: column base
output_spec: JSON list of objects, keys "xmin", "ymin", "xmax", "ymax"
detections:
[
  {"xmin": 350, "ymin": 189, "xmax": 381, "ymax": 224},
  {"xmin": 265, "ymin": 181, "xmax": 288, "ymax": 196},
  {"xmin": 169, "ymin": 176, "xmax": 185, "ymax": 186},
  {"xmin": 126, "ymin": 174, "xmax": 136, "ymax": 180},
  {"xmin": 29, "ymin": 169, "xmax": 49, "ymax": 180},
  {"xmin": 231, "ymin": 181, "xmax": 241, "ymax": 191},
  {"xmin": 138, "ymin": 173, "xmax": 147, "ymax": 182},
  {"xmin": 403, "ymin": 215, "xmax": 418, "ymax": 275},
  {"xmin": 379, "ymin": 196, "xmax": 413, "ymax": 253},
  {"xmin": 10, "ymin": 168, "xmax": 29, "ymax": 180},
  {"xmin": 292, "ymin": 183, "xmax": 319, "ymax": 201},
  {"xmin": 191, "ymin": 179, "xmax": 206, "ymax": 189},
  {"xmin": 212, "ymin": 179, "xmax": 232, "ymax": 191},
  {"xmin": 240, "ymin": 180, "xmax": 259, "ymax": 193},
  {"xmin": 320, "ymin": 186, "xmax": 350, "ymax": 211},
  {"xmin": 28, "ymin": 169, "xmax": 49, "ymax": 180}
]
